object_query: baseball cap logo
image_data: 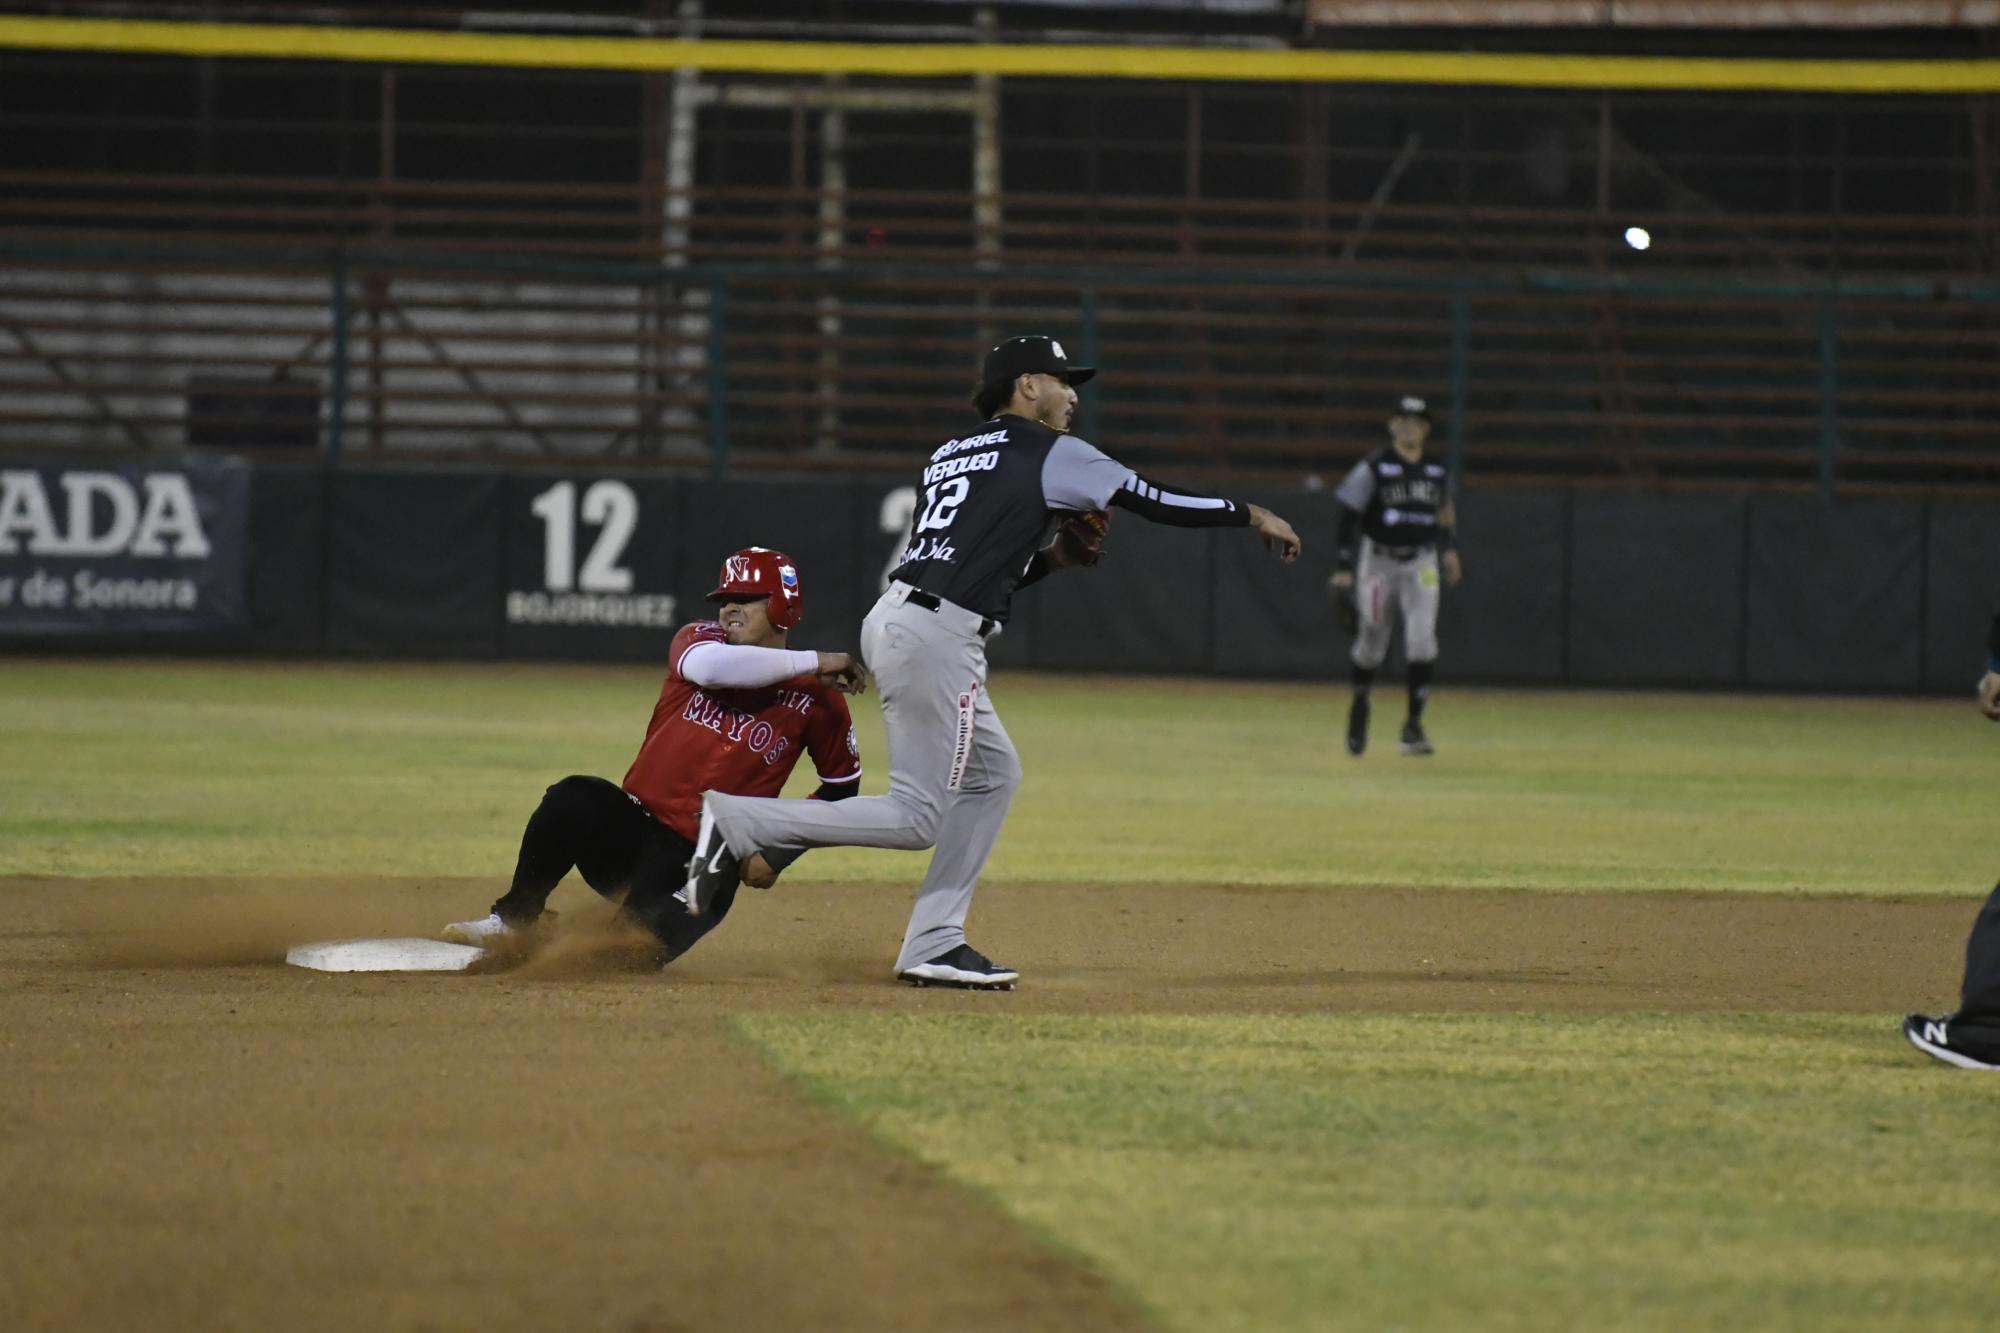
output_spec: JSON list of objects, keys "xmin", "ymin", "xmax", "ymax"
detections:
[
  {"xmin": 977, "ymin": 335, "xmax": 1096, "ymax": 394},
  {"xmin": 726, "ymin": 555, "xmax": 754, "ymax": 583},
  {"xmin": 780, "ymin": 564, "xmax": 798, "ymax": 589}
]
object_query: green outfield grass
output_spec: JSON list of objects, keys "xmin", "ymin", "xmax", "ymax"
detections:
[
  {"xmin": 741, "ymin": 1011, "xmax": 2000, "ymax": 1333},
  {"xmin": 2, "ymin": 658, "xmax": 1994, "ymax": 891}
]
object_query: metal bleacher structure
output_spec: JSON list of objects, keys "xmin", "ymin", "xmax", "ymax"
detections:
[{"xmin": 1, "ymin": 5, "xmax": 1996, "ymax": 491}]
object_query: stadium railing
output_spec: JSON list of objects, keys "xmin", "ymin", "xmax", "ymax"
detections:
[
  {"xmin": 4, "ymin": 169, "xmax": 1993, "ymax": 275},
  {"xmin": 4, "ymin": 232, "xmax": 1996, "ymax": 492}
]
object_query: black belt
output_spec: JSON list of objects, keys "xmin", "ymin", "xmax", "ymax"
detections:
[
  {"xmin": 1374, "ymin": 545, "xmax": 1425, "ymax": 562},
  {"xmin": 904, "ymin": 587, "xmax": 998, "ymax": 637}
]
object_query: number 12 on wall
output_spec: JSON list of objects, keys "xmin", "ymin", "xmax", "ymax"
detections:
[{"xmin": 529, "ymin": 480, "xmax": 637, "ymax": 592}]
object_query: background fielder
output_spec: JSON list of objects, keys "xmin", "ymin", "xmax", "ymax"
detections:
[
  {"xmin": 1329, "ymin": 395, "xmax": 1463, "ymax": 758},
  {"xmin": 680, "ymin": 334, "xmax": 1301, "ymax": 989}
]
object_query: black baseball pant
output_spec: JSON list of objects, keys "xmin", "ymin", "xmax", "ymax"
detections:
[
  {"xmin": 1947, "ymin": 878, "xmax": 2000, "ymax": 1053},
  {"xmin": 490, "ymin": 774, "xmax": 736, "ymax": 960}
]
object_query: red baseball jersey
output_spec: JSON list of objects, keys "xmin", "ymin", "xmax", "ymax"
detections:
[{"xmin": 622, "ymin": 621, "xmax": 862, "ymax": 840}]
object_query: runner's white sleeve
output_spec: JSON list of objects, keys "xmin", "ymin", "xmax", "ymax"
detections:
[{"xmin": 679, "ymin": 641, "xmax": 820, "ymax": 689}]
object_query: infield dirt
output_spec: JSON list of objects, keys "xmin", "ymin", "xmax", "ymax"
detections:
[{"xmin": 1, "ymin": 876, "xmax": 1975, "ymax": 1331}]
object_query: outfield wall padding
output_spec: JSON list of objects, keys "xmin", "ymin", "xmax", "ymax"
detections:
[
  {"xmin": 6, "ymin": 458, "xmax": 1991, "ymax": 694},
  {"xmin": 322, "ymin": 471, "xmax": 505, "ymax": 658},
  {"xmin": 1567, "ymin": 493, "xmax": 1747, "ymax": 687},
  {"xmin": 1925, "ymin": 499, "xmax": 2000, "ymax": 694},
  {"xmin": 1744, "ymin": 496, "xmax": 1925, "ymax": 691},
  {"xmin": 246, "ymin": 463, "xmax": 326, "ymax": 656},
  {"xmin": 1211, "ymin": 488, "xmax": 1346, "ymax": 681},
  {"xmin": 1035, "ymin": 522, "xmax": 1217, "ymax": 676},
  {"xmin": 1439, "ymin": 491, "xmax": 1570, "ymax": 684}
]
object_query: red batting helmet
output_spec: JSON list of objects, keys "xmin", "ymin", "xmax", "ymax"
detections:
[{"xmin": 707, "ymin": 546, "xmax": 803, "ymax": 629}]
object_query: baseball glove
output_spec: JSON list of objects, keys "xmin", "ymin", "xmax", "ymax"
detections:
[
  {"xmin": 1052, "ymin": 508, "xmax": 1112, "ymax": 568},
  {"xmin": 1328, "ymin": 575, "xmax": 1360, "ymax": 635}
]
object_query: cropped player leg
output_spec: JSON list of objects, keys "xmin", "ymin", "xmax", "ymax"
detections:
[
  {"xmin": 704, "ymin": 596, "xmax": 970, "ymax": 857},
  {"xmin": 621, "ymin": 821, "xmax": 738, "ymax": 961},
  {"xmin": 895, "ymin": 686, "xmax": 1021, "ymax": 972},
  {"xmin": 1346, "ymin": 549, "xmax": 1391, "ymax": 755},
  {"xmin": 1350, "ymin": 549, "xmax": 1393, "ymax": 673},
  {"xmin": 1402, "ymin": 554, "xmax": 1443, "ymax": 724},
  {"xmin": 490, "ymin": 775, "xmax": 646, "ymax": 924},
  {"xmin": 1949, "ymin": 879, "xmax": 2000, "ymax": 1045},
  {"xmin": 1344, "ymin": 659, "xmax": 1374, "ymax": 758}
]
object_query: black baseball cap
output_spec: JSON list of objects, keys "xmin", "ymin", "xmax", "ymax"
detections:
[
  {"xmin": 979, "ymin": 335, "xmax": 1096, "ymax": 391},
  {"xmin": 1392, "ymin": 395, "xmax": 1432, "ymax": 421}
]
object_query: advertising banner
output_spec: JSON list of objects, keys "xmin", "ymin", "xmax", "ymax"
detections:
[
  {"xmin": 0, "ymin": 457, "xmax": 250, "ymax": 636},
  {"xmin": 502, "ymin": 474, "xmax": 683, "ymax": 661}
]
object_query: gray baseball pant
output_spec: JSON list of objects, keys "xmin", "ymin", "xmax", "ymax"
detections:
[
  {"xmin": 702, "ymin": 580, "xmax": 1021, "ymax": 972},
  {"xmin": 1352, "ymin": 541, "xmax": 1441, "ymax": 669}
]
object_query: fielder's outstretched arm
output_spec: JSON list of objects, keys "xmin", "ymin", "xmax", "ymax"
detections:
[
  {"xmin": 1039, "ymin": 433, "xmax": 1299, "ymax": 558},
  {"xmin": 1109, "ymin": 475, "xmax": 1301, "ymax": 559},
  {"xmin": 1109, "ymin": 474, "xmax": 1246, "ymax": 526}
]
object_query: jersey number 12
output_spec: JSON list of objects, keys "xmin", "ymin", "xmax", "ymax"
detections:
[{"xmin": 916, "ymin": 478, "xmax": 969, "ymax": 534}]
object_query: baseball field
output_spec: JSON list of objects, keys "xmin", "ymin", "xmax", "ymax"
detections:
[{"xmin": 5, "ymin": 657, "xmax": 1998, "ymax": 1331}]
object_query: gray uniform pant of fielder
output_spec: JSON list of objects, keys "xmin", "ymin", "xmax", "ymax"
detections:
[
  {"xmin": 1352, "ymin": 540, "xmax": 1441, "ymax": 669},
  {"xmin": 703, "ymin": 580, "xmax": 1021, "ymax": 973}
]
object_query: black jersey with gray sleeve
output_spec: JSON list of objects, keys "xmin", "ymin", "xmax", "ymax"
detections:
[
  {"xmin": 889, "ymin": 416, "xmax": 1135, "ymax": 622},
  {"xmin": 889, "ymin": 415, "xmax": 1247, "ymax": 622},
  {"xmin": 1335, "ymin": 447, "xmax": 1453, "ymax": 551}
]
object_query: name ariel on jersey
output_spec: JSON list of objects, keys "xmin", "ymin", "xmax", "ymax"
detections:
[
  {"xmin": 682, "ymin": 687, "xmax": 815, "ymax": 766},
  {"xmin": 929, "ymin": 428, "xmax": 1007, "ymax": 465}
]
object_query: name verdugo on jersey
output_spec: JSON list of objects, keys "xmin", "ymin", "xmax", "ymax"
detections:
[{"xmin": 922, "ymin": 450, "xmax": 1001, "ymax": 487}]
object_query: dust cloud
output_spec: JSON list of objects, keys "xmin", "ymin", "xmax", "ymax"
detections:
[{"xmin": 64, "ymin": 878, "xmax": 669, "ymax": 977}]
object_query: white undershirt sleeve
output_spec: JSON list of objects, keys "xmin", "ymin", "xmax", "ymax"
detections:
[{"xmin": 679, "ymin": 641, "xmax": 821, "ymax": 690}]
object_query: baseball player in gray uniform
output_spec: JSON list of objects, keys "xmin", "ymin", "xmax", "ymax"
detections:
[
  {"xmin": 678, "ymin": 334, "xmax": 1302, "ymax": 988},
  {"xmin": 1328, "ymin": 395, "xmax": 1463, "ymax": 757}
]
